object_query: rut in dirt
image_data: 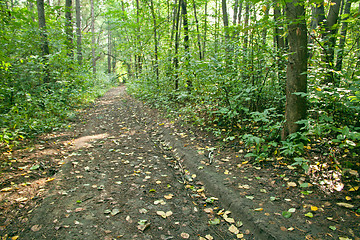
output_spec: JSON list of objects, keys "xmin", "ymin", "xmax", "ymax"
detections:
[{"xmin": 13, "ymin": 87, "xmax": 253, "ymax": 240}]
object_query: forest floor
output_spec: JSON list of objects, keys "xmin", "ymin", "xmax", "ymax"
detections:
[{"xmin": 0, "ymin": 86, "xmax": 359, "ymax": 240}]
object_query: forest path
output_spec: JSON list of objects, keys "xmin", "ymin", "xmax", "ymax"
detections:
[{"xmin": 1, "ymin": 86, "xmax": 358, "ymax": 240}]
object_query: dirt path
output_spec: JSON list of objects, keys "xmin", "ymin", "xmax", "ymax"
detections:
[{"xmin": 1, "ymin": 87, "xmax": 359, "ymax": 240}]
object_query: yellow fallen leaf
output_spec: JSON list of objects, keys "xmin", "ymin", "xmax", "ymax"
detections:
[
  {"xmin": 11, "ymin": 236, "xmax": 19, "ymax": 240},
  {"xmin": 287, "ymin": 182, "xmax": 297, "ymax": 187},
  {"xmin": 205, "ymin": 234, "xmax": 214, "ymax": 240},
  {"xmin": 349, "ymin": 186, "xmax": 359, "ymax": 192},
  {"xmin": 46, "ymin": 178, "xmax": 55, "ymax": 182},
  {"xmin": 1, "ymin": 187, "xmax": 13, "ymax": 192},
  {"xmin": 224, "ymin": 170, "xmax": 229, "ymax": 175},
  {"xmin": 15, "ymin": 197, "xmax": 28, "ymax": 202},
  {"xmin": 228, "ymin": 224, "xmax": 240, "ymax": 234},
  {"xmin": 156, "ymin": 180, "xmax": 162, "ymax": 184},
  {"xmin": 254, "ymin": 208, "xmax": 263, "ymax": 211},
  {"xmin": 345, "ymin": 196, "xmax": 351, "ymax": 201},
  {"xmin": 336, "ymin": 202, "xmax": 354, "ymax": 208},
  {"xmin": 311, "ymin": 206, "xmax": 318, "ymax": 211},
  {"xmin": 224, "ymin": 216, "xmax": 235, "ymax": 223}
]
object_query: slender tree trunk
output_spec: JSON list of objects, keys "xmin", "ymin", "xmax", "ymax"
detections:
[
  {"xmin": 36, "ymin": 0, "xmax": 50, "ymax": 83},
  {"xmin": 180, "ymin": 0, "xmax": 191, "ymax": 90},
  {"xmin": 174, "ymin": 0, "xmax": 181, "ymax": 90},
  {"xmin": 75, "ymin": 0, "xmax": 82, "ymax": 65},
  {"xmin": 91, "ymin": 0, "xmax": 96, "ymax": 75},
  {"xmin": 233, "ymin": 0, "xmax": 239, "ymax": 25},
  {"xmin": 192, "ymin": 0, "xmax": 202, "ymax": 60},
  {"xmin": 243, "ymin": 2, "xmax": 250, "ymax": 50},
  {"xmin": 282, "ymin": 0, "xmax": 308, "ymax": 139},
  {"xmin": 107, "ymin": 21, "xmax": 112, "ymax": 74},
  {"xmin": 335, "ymin": 0, "xmax": 351, "ymax": 74},
  {"xmin": 221, "ymin": 0, "xmax": 229, "ymax": 40},
  {"xmin": 203, "ymin": 1, "xmax": 207, "ymax": 59},
  {"xmin": 65, "ymin": 0, "xmax": 73, "ymax": 58},
  {"xmin": 150, "ymin": 0, "xmax": 159, "ymax": 80},
  {"xmin": 261, "ymin": 4, "xmax": 270, "ymax": 45}
]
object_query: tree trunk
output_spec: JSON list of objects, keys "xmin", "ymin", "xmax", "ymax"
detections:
[
  {"xmin": 243, "ymin": 2, "xmax": 250, "ymax": 50},
  {"xmin": 192, "ymin": 0, "xmax": 202, "ymax": 60},
  {"xmin": 150, "ymin": 0, "xmax": 159, "ymax": 80},
  {"xmin": 107, "ymin": 21, "xmax": 112, "ymax": 74},
  {"xmin": 91, "ymin": 0, "xmax": 96, "ymax": 75},
  {"xmin": 221, "ymin": 0, "xmax": 229, "ymax": 41},
  {"xmin": 75, "ymin": 0, "xmax": 82, "ymax": 65},
  {"xmin": 65, "ymin": 0, "xmax": 73, "ymax": 58},
  {"xmin": 282, "ymin": 0, "xmax": 308, "ymax": 139},
  {"xmin": 203, "ymin": 1, "xmax": 207, "ymax": 58},
  {"xmin": 36, "ymin": 0, "xmax": 50, "ymax": 83},
  {"xmin": 261, "ymin": 4, "xmax": 270, "ymax": 45},
  {"xmin": 335, "ymin": 0, "xmax": 351, "ymax": 74},
  {"xmin": 233, "ymin": 0, "xmax": 239, "ymax": 25},
  {"xmin": 180, "ymin": 0, "xmax": 191, "ymax": 90},
  {"xmin": 174, "ymin": 0, "xmax": 181, "ymax": 90}
]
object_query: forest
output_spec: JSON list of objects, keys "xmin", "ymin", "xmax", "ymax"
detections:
[{"xmin": 1, "ymin": 0, "xmax": 359, "ymax": 185}]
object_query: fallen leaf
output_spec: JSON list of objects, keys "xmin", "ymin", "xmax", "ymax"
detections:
[
  {"xmin": 208, "ymin": 218, "xmax": 220, "ymax": 225},
  {"xmin": 164, "ymin": 194, "xmax": 174, "ymax": 200},
  {"xmin": 15, "ymin": 197, "xmax": 28, "ymax": 202},
  {"xmin": 126, "ymin": 216, "xmax": 132, "ymax": 223},
  {"xmin": 336, "ymin": 202, "xmax": 354, "ymax": 208},
  {"xmin": 224, "ymin": 216, "xmax": 235, "ymax": 223},
  {"xmin": 305, "ymin": 212, "xmax": 313, "ymax": 218},
  {"xmin": 329, "ymin": 226, "xmax": 336, "ymax": 230},
  {"xmin": 204, "ymin": 208, "xmax": 213, "ymax": 214},
  {"xmin": 287, "ymin": 182, "xmax": 297, "ymax": 187},
  {"xmin": 282, "ymin": 211, "xmax": 292, "ymax": 218},
  {"xmin": 228, "ymin": 224, "xmax": 240, "ymax": 234},
  {"xmin": 111, "ymin": 208, "xmax": 120, "ymax": 216},
  {"xmin": 311, "ymin": 206, "xmax": 318, "ymax": 211},
  {"xmin": 11, "ymin": 236, "xmax": 19, "ymax": 240},
  {"xmin": 349, "ymin": 186, "xmax": 359, "ymax": 191},
  {"xmin": 46, "ymin": 178, "xmax": 55, "ymax": 182},
  {"xmin": 139, "ymin": 208, "xmax": 148, "ymax": 214},
  {"xmin": 237, "ymin": 233, "xmax": 244, "ymax": 238},
  {"xmin": 254, "ymin": 208, "xmax": 263, "ymax": 212},
  {"xmin": 1, "ymin": 187, "xmax": 13, "ymax": 192},
  {"xmin": 31, "ymin": 225, "xmax": 42, "ymax": 232},
  {"xmin": 205, "ymin": 234, "xmax": 214, "ymax": 240},
  {"xmin": 345, "ymin": 196, "xmax": 351, "ymax": 201},
  {"xmin": 156, "ymin": 211, "xmax": 173, "ymax": 218},
  {"xmin": 288, "ymin": 208, "xmax": 296, "ymax": 213},
  {"xmin": 154, "ymin": 199, "xmax": 166, "ymax": 205},
  {"xmin": 246, "ymin": 196, "xmax": 254, "ymax": 200},
  {"xmin": 181, "ymin": 232, "xmax": 190, "ymax": 239}
]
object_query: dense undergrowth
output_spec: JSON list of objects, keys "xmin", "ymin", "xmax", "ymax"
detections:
[{"xmin": 126, "ymin": 50, "xmax": 360, "ymax": 191}]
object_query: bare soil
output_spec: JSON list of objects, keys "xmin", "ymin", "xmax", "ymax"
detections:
[{"xmin": 1, "ymin": 86, "xmax": 359, "ymax": 240}]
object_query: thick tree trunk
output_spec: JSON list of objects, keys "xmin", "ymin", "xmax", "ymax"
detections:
[
  {"xmin": 221, "ymin": 0, "xmax": 229, "ymax": 41},
  {"xmin": 36, "ymin": 0, "xmax": 50, "ymax": 83},
  {"xmin": 282, "ymin": 0, "xmax": 308, "ymax": 139},
  {"xmin": 75, "ymin": 0, "xmax": 82, "ymax": 65}
]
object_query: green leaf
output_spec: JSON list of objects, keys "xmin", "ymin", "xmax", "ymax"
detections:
[
  {"xmin": 208, "ymin": 218, "xmax": 220, "ymax": 225},
  {"xmin": 305, "ymin": 212, "xmax": 313, "ymax": 218},
  {"xmin": 282, "ymin": 211, "xmax": 292, "ymax": 218},
  {"xmin": 30, "ymin": 165, "xmax": 40, "ymax": 170},
  {"xmin": 149, "ymin": 189, "xmax": 156, "ymax": 192},
  {"xmin": 301, "ymin": 190, "xmax": 313, "ymax": 195},
  {"xmin": 329, "ymin": 226, "xmax": 336, "ymax": 231}
]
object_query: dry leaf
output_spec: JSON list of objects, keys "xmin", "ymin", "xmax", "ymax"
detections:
[
  {"xmin": 336, "ymin": 202, "xmax": 354, "ymax": 208},
  {"xmin": 1, "ymin": 187, "xmax": 13, "ymax": 192},
  {"xmin": 205, "ymin": 234, "xmax": 214, "ymax": 240},
  {"xmin": 181, "ymin": 232, "xmax": 190, "ymax": 239},
  {"xmin": 237, "ymin": 233, "xmax": 244, "ymax": 238},
  {"xmin": 164, "ymin": 194, "xmax": 174, "ymax": 200},
  {"xmin": 229, "ymin": 224, "xmax": 240, "ymax": 234},
  {"xmin": 287, "ymin": 182, "xmax": 297, "ymax": 187},
  {"xmin": 31, "ymin": 225, "xmax": 42, "ymax": 232},
  {"xmin": 156, "ymin": 211, "xmax": 173, "ymax": 218},
  {"xmin": 204, "ymin": 208, "xmax": 213, "ymax": 214}
]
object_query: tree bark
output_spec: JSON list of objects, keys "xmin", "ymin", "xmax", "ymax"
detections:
[
  {"xmin": 65, "ymin": 0, "xmax": 73, "ymax": 58},
  {"xmin": 335, "ymin": 0, "xmax": 351, "ymax": 74},
  {"xmin": 180, "ymin": 0, "xmax": 191, "ymax": 90},
  {"xmin": 36, "ymin": 0, "xmax": 50, "ymax": 83},
  {"xmin": 150, "ymin": 0, "xmax": 159, "ymax": 80},
  {"xmin": 282, "ymin": 0, "xmax": 308, "ymax": 139},
  {"xmin": 75, "ymin": 0, "xmax": 82, "ymax": 65},
  {"xmin": 174, "ymin": 0, "xmax": 181, "ymax": 90},
  {"xmin": 91, "ymin": 0, "xmax": 96, "ymax": 75},
  {"xmin": 192, "ymin": 0, "xmax": 202, "ymax": 60}
]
